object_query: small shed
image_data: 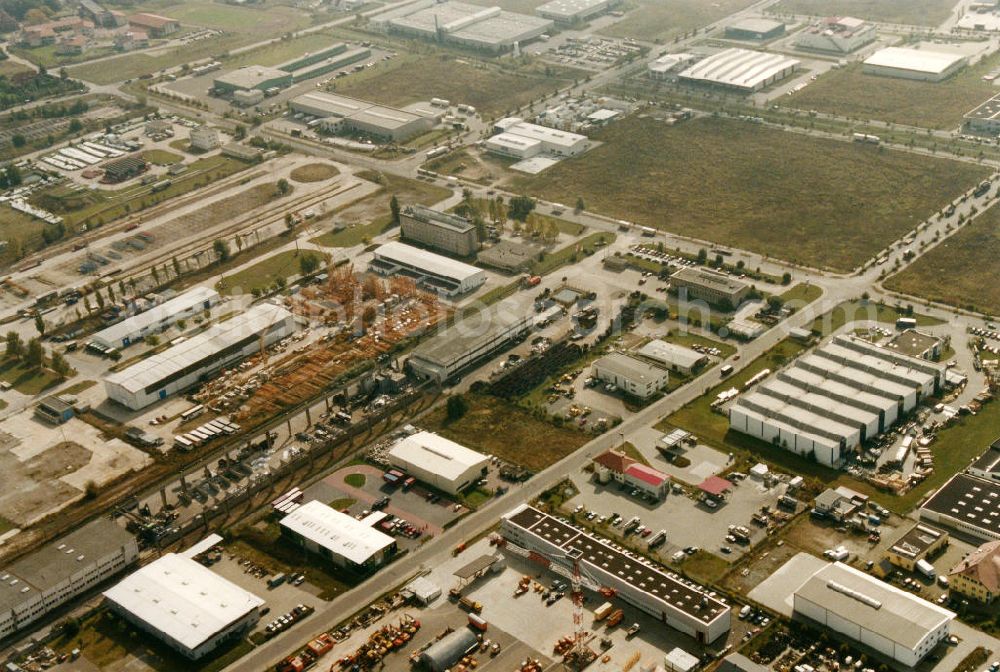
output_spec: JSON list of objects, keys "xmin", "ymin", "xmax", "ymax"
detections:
[{"xmin": 403, "ymin": 576, "xmax": 441, "ymax": 605}]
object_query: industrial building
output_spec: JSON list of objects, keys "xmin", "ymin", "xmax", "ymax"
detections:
[
  {"xmin": 794, "ymin": 16, "xmax": 876, "ymax": 53},
  {"xmin": 189, "ymin": 126, "xmax": 220, "ymax": 152},
  {"xmin": 280, "ymin": 500, "xmax": 397, "ymax": 573},
  {"xmin": 729, "ymin": 335, "xmax": 947, "ymax": 466},
  {"xmin": 592, "ymin": 448, "xmax": 670, "ymax": 499},
  {"xmin": 380, "ymin": 0, "xmax": 553, "ymax": 52},
  {"xmin": 0, "ymin": 518, "xmax": 138, "ymax": 640},
  {"xmin": 863, "ymin": 47, "xmax": 966, "ymax": 82},
  {"xmin": 408, "ymin": 310, "xmax": 533, "ymax": 382},
  {"xmin": 948, "ymin": 540, "xmax": 1000, "ymax": 604},
  {"xmin": 288, "ymin": 91, "xmax": 439, "ymax": 143},
  {"xmin": 89, "ymin": 286, "xmax": 220, "ymax": 351},
  {"xmin": 724, "ymin": 18, "xmax": 785, "ymax": 41},
  {"xmin": 636, "ymin": 339, "xmax": 707, "ymax": 375},
  {"xmin": 885, "ymin": 524, "xmax": 948, "ymax": 571},
  {"xmin": 400, "ymin": 205, "xmax": 478, "ymax": 257},
  {"xmin": 369, "ymin": 242, "xmax": 485, "ymax": 297},
  {"xmin": 127, "ymin": 12, "xmax": 179, "ymax": 37},
  {"xmin": 486, "ymin": 119, "xmax": 589, "ymax": 159},
  {"xmin": 921, "ymin": 473, "xmax": 1000, "ymax": 542},
  {"xmin": 102, "ymin": 154, "xmax": 147, "ymax": 182},
  {"xmin": 387, "ymin": 431, "xmax": 488, "ymax": 494},
  {"xmin": 678, "ymin": 48, "xmax": 800, "ymax": 93},
  {"xmin": 420, "ymin": 628, "xmax": 479, "ymax": 672},
  {"xmin": 885, "ymin": 329, "xmax": 942, "ymax": 360},
  {"xmin": 647, "ymin": 53, "xmax": 697, "ymax": 80},
  {"xmin": 103, "ymin": 552, "xmax": 264, "ymax": 660},
  {"xmin": 592, "ymin": 352, "xmax": 669, "ymax": 399},
  {"xmin": 213, "ymin": 66, "xmax": 293, "ymax": 94},
  {"xmin": 535, "ymin": 0, "xmax": 615, "ymax": 23},
  {"xmin": 104, "ymin": 304, "xmax": 297, "ymax": 410},
  {"xmin": 967, "ymin": 439, "xmax": 1000, "ymax": 483},
  {"xmin": 964, "ymin": 92, "xmax": 1000, "ymax": 135},
  {"xmin": 501, "ymin": 504, "xmax": 731, "ymax": 643},
  {"xmin": 670, "ymin": 267, "xmax": 749, "ymax": 307},
  {"xmin": 793, "ymin": 562, "xmax": 954, "ymax": 666}
]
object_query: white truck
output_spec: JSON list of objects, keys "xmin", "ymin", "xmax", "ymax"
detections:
[{"xmin": 916, "ymin": 559, "xmax": 937, "ymax": 580}]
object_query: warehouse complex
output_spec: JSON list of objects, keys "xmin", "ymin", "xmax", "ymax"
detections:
[
  {"xmin": 885, "ymin": 524, "xmax": 948, "ymax": 572},
  {"xmin": 967, "ymin": 440, "xmax": 1000, "ymax": 483},
  {"xmin": 89, "ymin": 286, "xmax": 220, "ymax": 352},
  {"xmin": 388, "ymin": 431, "xmax": 489, "ymax": 494},
  {"xmin": 213, "ymin": 66, "xmax": 293, "ymax": 94},
  {"xmin": 0, "ymin": 519, "xmax": 138, "ymax": 640},
  {"xmin": 378, "ymin": 0, "xmax": 552, "ymax": 52},
  {"xmin": 280, "ymin": 500, "xmax": 397, "ymax": 573},
  {"xmin": 535, "ymin": 0, "xmax": 615, "ymax": 23},
  {"xmin": 400, "ymin": 205, "xmax": 478, "ymax": 257},
  {"xmin": 289, "ymin": 91, "xmax": 441, "ymax": 143},
  {"xmin": 408, "ymin": 310, "xmax": 533, "ymax": 382},
  {"xmin": 104, "ymin": 304, "xmax": 298, "ymax": 409},
  {"xmin": 670, "ymin": 267, "xmax": 750, "ymax": 307},
  {"xmin": 863, "ymin": 47, "xmax": 967, "ymax": 82},
  {"xmin": 729, "ymin": 335, "xmax": 947, "ymax": 466},
  {"xmin": 592, "ymin": 351, "xmax": 669, "ymax": 399},
  {"xmin": 486, "ymin": 118, "xmax": 589, "ymax": 159},
  {"xmin": 724, "ymin": 18, "xmax": 785, "ymax": 41},
  {"xmin": 369, "ymin": 241, "xmax": 486, "ymax": 296},
  {"xmin": 794, "ymin": 16, "xmax": 876, "ymax": 53},
  {"xmin": 104, "ymin": 553, "xmax": 264, "ymax": 660},
  {"xmin": 647, "ymin": 53, "xmax": 697, "ymax": 80},
  {"xmin": 501, "ymin": 504, "xmax": 731, "ymax": 643},
  {"xmin": 964, "ymin": 92, "xmax": 1000, "ymax": 135},
  {"xmin": 921, "ymin": 473, "xmax": 1000, "ymax": 542},
  {"xmin": 636, "ymin": 339, "xmax": 707, "ymax": 374},
  {"xmin": 792, "ymin": 562, "xmax": 954, "ymax": 666},
  {"xmin": 678, "ymin": 49, "xmax": 800, "ymax": 93}
]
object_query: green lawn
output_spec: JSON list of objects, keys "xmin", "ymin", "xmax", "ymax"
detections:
[
  {"xmin": 809, "ymin": 300, "xmax": 944, "ymax": 337},
  {"xmin": 60, "ymin": 379, "xmax": 96, "ymax": 395},
  {"xmin": 218, "ymin": 249, "xmax": 316, "ymax": 295},
  {"xmin": 779, "ymin": 282, "xmax": 823, "ymax": 306},
  {"xmin": 660, "ymin": 330, "xmax": 737, "ymax": 359},
  {"xmin": 0, "ymin": 516, "xmax": 14, "ymax": 535},
  {"xmin": 512, "ymin": 116, "xmax": 987, "ymax": 272},
  {"xmin": 885, "ymin": 204, "xmax": 1000, "ymax": 316},
  {"xmin": 598, "ymin": 0, "xmax": 758, "ymax": 42},
  {"xmin": 344, "ymin": 473, "xmax": 366, "ymax": 488},
  {"xmin": 770, "ymin": 0, "xmax": 960, "ymax": 25},
  {"xmin": 214, "ymin": 32, "xmax": 337, "ymax": 69},
  {"xmin": 0, "ymin": 358, "xmax": 64, "ymax": 395},
  {"xmin": 0, "ymin": 206, "xmax": 47, "ymax": 269},
  {"xmin": 532, "ymin": 232, "xmax": 615, "ymax": 275},
  {"xmin": 329, "ymin": 497, "xmax": 356, "ymax": 510},
  {"xmin": 142, "ymin": 149, "xmax": 183, "ymax": 166},
  {"xmin": 11, "ymin": 43, "xmax": 117, "ymax": 68}
]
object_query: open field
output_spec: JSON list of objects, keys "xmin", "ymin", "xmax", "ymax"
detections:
[
  {"xmin": 290, "ymin": 163, "xmax": 340, "ymax": 183},
  {"xmin": 511, "ymin": 116, "xmax": 988, "ymax": 271},
  {"xmin": 0, "ymin": 59, "xmax": 33, "ymax": 78},
  {"xmin": 333, "ymin": 53, "xmax": 583, "ymax": 118},
  {"xmin": 779, "ymin": 282, "xmax": 823, "ymax": 306},
  {"xmin": 142, "ymin": 149, "xmax": 183, "ymax": 166},
  {"xmin": 0, "ymin": 358, "xmax": 63, "ymax": 395},
  {"xmin": 213, "ymin": 31, "xmax": 336, "ymax": 70},
  {"xmin": 598, "ymin": 0, "xmax": 758, "ymax": 42},
  {"xmin": 0, "ymin": 206, "xmax": 47, "ymax": 268},
  {"xmin": 809, "ymin": 299, "xmax": 945, "ymax": 335},
  {"xmin": 885, "ymin": 204, "xmax": 1000, "ymax": 315},
  {"xmin": 787, "ymin": 61, "xmax": 1000, "ymax": 130},
  {"xmin": 770, "ymin": 0, "xmax": 959, "ymax": 26},
  {"xmin": 423, "ymin": 393, "xmax": 590, "ymax": 471},
  {"xmin": 219, "ymin": 249, "xmax": 318, "ymax": 295}
]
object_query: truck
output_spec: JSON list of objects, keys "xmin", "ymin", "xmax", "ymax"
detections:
[
  {"xmin": 594, "ymin": 602, "xmax": 614, "ymax": 621},
  {"xmin": 468, "ymin": 613, "xmax": 488, "ymax": 631},
  {"xmin": 430, "ymin": 97, "xmax": 450, "ymax": 108},
  {"xmin": 459, "ymin": 596, "xmax": 483, "ymax": 614},
  {"xmin": 268, "ymin": 573, "xmax": 287, "ymax": 588},
  {"xmin": 648, "ymin": 530, "xmax": 667, "ymax": 548},
  {"xmin": 720, "ymin": 364, "xmax": 734, "ymax": 376},
  {"xmin": 606, "ymin": 609, "xmax": 624, "ymax": 628},
  {"xmin": 522, "ymin": 274, "xmax": 541, "ymax": 288},
  {"xmin": 974, "ymin": 179, "xmax": 992, "ymax": 197},
  {"xmin": 916, "ymin": 559, "xmax": 937, "ymax": 580},
  {"xmin": 623, "ymin": 516, "xmax": 640, "ymax": 533}
]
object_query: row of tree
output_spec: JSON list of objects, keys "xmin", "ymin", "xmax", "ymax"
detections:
[{"xmin": 4, "ymin": 331, "xmax": 71, "ymax": 377}]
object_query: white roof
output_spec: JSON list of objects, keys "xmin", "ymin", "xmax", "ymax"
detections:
[
  {"xmin": 389, "ymin": 430, "xmax": 488, "ymax": 481},
  {"xmin": 279, "ymin": 500, "xmax": 395, "ymax": 565},
  {"xmin": 373, "ymin": 241, "xmax": 483, "ymax": 283},
  {"xmin": 103, "ymin": 553, "xmax": 264, "ymax": 651},
  {"xmin": 664, "ymin": 648, "xmax": 700, "ymax": 672},
  {"xmin": 504, "ymin": 121, "xmax": 586, "ymax": 148},
  {"xmin": 104, "ymin": 304, "xmax": 293, "ymax": 394},
  {"xmin": 679, "ymin": 48, "xmax": 799, "ymax": 89},
  {"xmin": 648, "ymin": 53, "xmax": 695, "ymax": 74},
  {"xmin": 864, "ymin": 47, "xmax": 965, "ymax": 74},
  {"xmin": 536, "ymin": 0, "xmax": 606, "ymax": 18},
  {"xmin": 637, "ymin": 339, "xmax": 705, "ymax": 369},
  {"xmin": 486, "ymin": 133, "xmax": 543, "ymax": 152},
  {"xmin": 91, "ymin": 286, "xmax": 219, "ymax": 347}
]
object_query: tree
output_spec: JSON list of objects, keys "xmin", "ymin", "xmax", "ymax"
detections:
[
  {"xmin": 68, "ymin": 118, "xmax": 83, "ymax": 133},
  {"xmin": 276, "ymin": 178, "xmax": 291, "ymax": 196},
  {"xmin": 5, "ymin": 331, "xmax": 23, "ymax": 360},
  {"xmin": 11, "ymin": 134, "xmax": 25, "ymax": 148},
  {"xmin": 696, "ymin": 248, "xmax": 708, "ymax": 265},
  {"xmin": 766, "ymin": 295, "xmax": 784, "ymax": 312},
  {"xmin": 93, "ymin": 290, "xmax": 104, "ymax": 310},
  {"xmin": 508, "ymin": 195, "xmax": 536, "ymax": 222},
  {"xmin": 25, "ymin": 337, "xmax": 44, "ymax": 369},
  {"xmin": 285, "ymin": 212, "xmax": 295, "ymax": 233},
  {"xmin": 6, "ymin": 165, "xmax": 21, "ymax": 186},
  {"xmin": 145, "ymin": 335, "xmax": 160, "ymax": 346},
  {"xmin": 172, "ymin": 256, "xmax": 182, "ymax": 277},
  {"xmin": 446, "ymin": 394, "xmax": 468, "ymax": 421},
  {"xmin": 233, "ymin": 124, "xmax": 246, "ymax": 140},
  {"xmin": 299, "ymin": 252, "xmax": 320, "ymax": 276},
  {"xmin": 781, "ymin": 271, "xmax": 792, "ymax": 285},
  {"xmin": 50, "ymin": 351, "xmax": 70, "ymax": 378},
  {"xmin": 33, "ymin": 314, "xmax": 45, "ymax": 336},
  {"xmin": 575, "ymin": 196, "xmax": 585, "ymax": 213},
  {"xmin": 389, "ymin": 194, "xmax": 401, "ymax": 226},
  {"xmin": 213, "ymin": 238, "xmax": 231, "ymax": 263}
]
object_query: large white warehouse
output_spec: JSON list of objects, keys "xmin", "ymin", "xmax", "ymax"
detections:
[
  {"xmin": 486, "ymin": 119, "xmax": 589, "ymax": 159},
  {"xmin": 280, "ymin": 500, "xmax": 396, "ymax": 573},
  {"xmin": 793, "ymin": 562, "xmax": 954, "ymax": 667},
  {"xmin": 679, "ymin": 48, "xmax": 800, "ymax": 93},
  {"xmin": 104, "ymin": 304, "xmax": 297, "ymax": 410},
  {"xmin": 103, "ymin": 553, "xmax": 264, "ymax": 660},
  {"xmin": 863, "ymin": 47, "xmax": 966, "ymax": 82},
  {"xmin": 89, "ymin": 287, "xmax": 221, "ymax": 352},
  {"xmin": 408, "ymin": 309, "xmax": 533, "ymax": 382},
  {"xmin": 388, "ymin": 430, "xmax": 488, "ymax": 494},
  {"xmin": 369, "ymin": 241, "xmax": 486, "ymax": 297}
]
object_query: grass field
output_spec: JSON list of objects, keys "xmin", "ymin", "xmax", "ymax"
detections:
[
  {"xmin": 219, "ymin": 249, "xmax": 314, "ymax": 295},
  {"xmin": 809, "ymin": 299, "xmax": 944, "ymax": 336},
  {"xmin": 424, "ymin": 393, "xmax": 590, "ymax": 471},
  {"xmin": 332, "ymin": 53, "xmax": 583, "ymax": 118},
  {"xmin": 787, "ymin": 61, "xmax": 1000, "ymax": 130},
  {"xmin": 344, "ymin": 473, "xmax": 366, "ymax": 488},
  {"xmin": 290, "ymin": 163, "xmax": 340, "ymax": 183},
  {"xmin": 885, "ymin": 205, "xmax": 1000, "ymax": 315},
  {"xmin": 770, "ymin": 0, "xmax": 959, "ymax": 25},
  {"xmin": 0, "ymin": 59, "xmax": 33, "ymax": 78},
  {"xmin": 0, "ymin": 516, "xmax": 14, "ymax": 535},
  {"xmin": 0, "ymin": 206, "xmax": 47, "ymax": 269},
  {"xmin": 532, "ymin": 232, "xmax": 615, "ymax": 275},
  {"xmin": 598, "ymin": 0, "xmax": 758, "ymax": 42},
  {"xmin": 779, "ymin": 282, "xmax": 823, "ymax": 306},
  {"xmin": 511, "ymin": 116, "xmax": 988, "ymax": 271},
  {"xmin": 142, "ymin": 149, "xmax": 183, "ymax": 166},
  {"xmin": 0, "ymin": 358, "xmax": 63, "ymax": 395}
]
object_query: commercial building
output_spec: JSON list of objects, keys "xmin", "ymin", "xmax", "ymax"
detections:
[
  {"xmin": 885, "ymin": 524, "xmax": 948, "ymax": 571},
  {"xmin": 967, "ymin": 439, "xmax": 1000, "ymax": 483},
  {"xmin": 369, "ymin": 241, "xmax": 485, "ymax": 297},
  {"xmin": 89, "ymin": 286, "xmax": 220, "ymax": 351},
  {"xmin": 948, "ymin": 540, "xmax": 1000, "ymax": 603},
  {"xmin": 964, "ymin": 92, "xmax": 1000, "ymax": 135},
  {"xmin": 103, "ymin": 553, "xmax": 263, "ymax": 660},
  {"xmin": 921, "ymin": 473, "xmax": 1000, "ymax": 542},
  {"xmin": 400, "ymin": 205, "xmax": 478, "ymax": 257},
  {"xmin": 387, "ymin": 431, "xmax": 488, "ymax": 494},
  {"xmin": 280, "ymin": 500, "xmax": 396, "ymax": 573},
  {"xmin": 104, "ymin": 304, "xmax": 297, "ymax": 410},
  {"xmin": 636, "ymin": 339, "xmax": 707, "ymax": 375},
  {"xmin": 813, "ymin": 486, "xmax": 869, "ymax": 523},
  {"xmin": 288, "ymin": 91, "xmax": 439, "ymax": 143},
  {"xmin": 0, "ymin": 519, "xmax": 138, "ymax": 640},
  {"xmin": 863, "ymin": 47, "xmax": 966, "ymax": 82},
  {"xmin": 670, "ymin": 267, "xmax": 749, "ymax": 308},
  {"xmin": 592, "ymin": 352, "xmax": 669, "ymax": 400},
  {"xmin": 381, "ymin": 0, "xmax": 553, "ymax": 53},
  {"xmin": 213, "ymin": 66, "xmax": 293, "ymax": 94},
  {"xmin": 724, "ymin": 18, "xmax": 785, "ymax": 41},
  {"xmin": 729, "ymin": 335, "xmax": 946, "ymax": 466},
  {"xmin": 678, "ymin": 48, "xmax": 800, "ymax": 93},
  {"xmin": 795, "ymin": 16, "xmax": 876, "ymax": 54},
  {"xmin": 647, "ymin": 53, "xmax": 696, "ymax": 80},
  {"xmin": 34, "ymin": 395, "xmax": 77, "ymax": 425},
  {"xmin": 501, "ymin": 504, "xmax": 731, "ymax": 643},
  {"xmin": 102, "ymin": 154, "xmax": 147, "ymax": 182},
  {"xmin": 592, "ymin": 449, "xmax": 670, "ymax": 499},
  {"xmin": 792, "ymin": 561, "xmax": 954, "ymax": 667},
  {"xmin": 189, "ymin": 126, "xmax": 220, "ymax": 152},
  {"xmin": 885, "ymin": 329, "xmax": 942, "ymax": 360},
  {"xmin": 408, "ymin": 310, "xmax": 533, "ymax": 382},
  {"xmin": 486, "ymin": 120, "xmax": 588, "ymax": 158},
  {"xmin": 535, "ymin": 0, "xmax": 615, "ymax": 23},
  {"xmin": 127, "ymin": 12, "xmax": 179, "ymax": 37}
]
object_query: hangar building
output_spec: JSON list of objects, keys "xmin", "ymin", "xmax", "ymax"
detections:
[
  {"xmin": 724, "ymin": 18, "xmax": 785, "ymax": 41},
  {"xmin": 863, "ymin": 47, "xmax": 966, "ymax": 82},
  {"xmin": 795, "ymin": 16, "xmax": 876, "ymax": 54},
  {"xmin": 678, "ymin": 48, "xmax": 800, "ymax": 93},
  {"xmin": 369, "ymin": 241, "xmax": 485, "ymax": 296},
  {"xmin": 289, "ymin": 91, "xmax": 440, "ymax": 143},
  {"xmin": 388, "ymin": 431, "xmax": 488, "ymax": 494},
  {"xmin": 280, "ymin": 500, "xmax": 397, "ymax": 573},
  {"xmin": 89, "ymin": 286, "xmax": 220, "ymax": 351},
  {"xmin": 380, "ymin": 0, "xmax": 552, "ymax": 52}
]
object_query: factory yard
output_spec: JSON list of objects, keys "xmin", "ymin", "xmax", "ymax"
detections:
[
  {"xmin": 769, "ymin": 0, "xmax": 959, "ymax": 26},
  {"xmin": 510, "ymin": 116, "xmax": 987, "ymax": 271}
]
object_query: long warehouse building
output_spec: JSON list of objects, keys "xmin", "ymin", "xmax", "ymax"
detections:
[
  {"xmin": 89, "ymin": 286, "xmax": 220, "ymax": 352},
  {"xmin": 280, "ymin": 500, "xmax": 397, "ymax": 573},
  {"xmin": 388, "ymin": 430, "xmax": 489, "ymax": 494},
  {"xmin": 289, "ymin": 91, "xmax": 440, "ymax": 143},
  {"xmin": 729, "ymin": 335, "xmax": 946, "ymax": 466},
  {"xmin": 407, "ymin": 309, "xmax": 533, "ymax": 382},
  {"xmin": 369, "ymin": 241, "xmax": 485, "ymax": 296},
  {"xmin": 501, "ymin": 504, "xmax": 731, "ymax": 643},
  {"xmin": 678, "ymin": 48, "xmax": 800, "ymax": 93},
  {"xmin": 104, "ymin": 303, "xmax": 297, "ymax": 410}
]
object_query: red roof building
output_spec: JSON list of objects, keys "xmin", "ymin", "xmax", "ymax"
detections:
[
  {"xmin": 698, "ymin": 475, "xmax": 733, "ymax": 499},
  {"xmin": 592, "ymin": 449, "xmax": 669, "ymax": 500}
]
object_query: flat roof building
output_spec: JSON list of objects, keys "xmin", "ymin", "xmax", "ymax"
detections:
[
  {"xmin": 288, "ymin": 91, "xmax": 439, "ymax": 143},
  {"xmin": 921, "ymin": 473, "xmax": 1000, "ymax": 542},
  {"xmin": 280, "ymin": 500, "xmax": 396, "ymax": 573},
  {"xmin": 795, "ymin": 16, "xmax": 876, "ymax": 54},
  {"xmin": 89, "ymin": 286, "xmax": 220, "ymax": 351},
  {"xmin": 885, "ymin": 524, "xmax": 948, "ymax": 571},
  {"xmin": 369, "ymin": 241, "xmax": 485, "ymax": 297},
  {"xmin": 408, "ymin": 309, "xmax": 533, "ymax": 382},
  {"xmin": 383, "ymin": 0, "xmax": 552, "ymax": 52},
  {"xmin": 486, "ymin": 120, "xmax": 588, "ymax": 159},
  {"xmin": 679, "ymin": 48, "xmax": 800, "ymax": 93},
  {"xmin": 793, "ymin": 561, "xmax": 954, "ymax": 667},
  {"xmin": 536, "ymin": 0, "xmax": 614, "ymax": 23},
  {"xmin": 863, "ymin": 47, "xmax": 966, "ymax": 82},
  {"xmin": 967, "ymin": 439, "xmax": 1000, "ymax": 484},
  {"xmin": 885, "ymin": 329, "xmax": 942, "ymax": 361},
  {"xmin": 104, "ymin": 304, "xmax": 297, "ymax": 410},
  {"xmin": 127, "ymin": 12, "xmax": 179, "ymax": 36},
  {"xmin": 647, "ymin": 53, "xmax": 697, "ymax": 80},
  {"xmin": 670, "ymin": 267, "xmax": 750, "ymax": 308},
  {"xmin": 213, "ymin": 66, "xmax": 293, "ymax": 93},
  {"xmin": 592, "ymin": 352, "xmax": 669, "ymax": 400},
  {"xmin": 400, "ymin": 204, "xmax": 478, "ymax": 257},
  {"xmin": 388, "ymin": 431, "xmax": 488, "ymax": 494},
  {"xmin": 964, "ymin": 92, "xmax": 1000, "ymax": 135},
  {"xmin": 724, "ymin": 18, "xmax": 785, "ymax": 41},
  {"xmin": 636, "ymin": 339, "xmax": 707, "ymax": 375},
  {"xmin": 501, "ymin": 504, "xmax": 730, "ymax": 643},
  {"xmin": 104, "ymin": 553, "xmax": 263, "ymax": 660}
]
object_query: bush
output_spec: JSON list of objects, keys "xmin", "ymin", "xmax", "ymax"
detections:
[{"xmin": 446, "ymin": 394, "xmax": 468, "ymax": 422}]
